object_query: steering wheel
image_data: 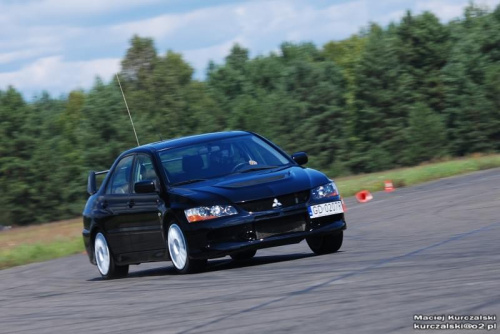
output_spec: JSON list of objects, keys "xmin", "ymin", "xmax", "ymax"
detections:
[{"xmin": 231, "ymin": 162, "xmax": 249, "ymax": 173}]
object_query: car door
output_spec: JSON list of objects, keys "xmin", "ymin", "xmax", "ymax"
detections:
[
  {"xmin": 100, "ymin": 155, "xmax": 134, "ymax": 255},
  {"xmin": 127, "ymin": 153, "xmax": 165, "ymax": 252}
]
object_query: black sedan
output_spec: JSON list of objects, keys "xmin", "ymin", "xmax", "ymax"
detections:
[{"xmin": 83, "ymin": 131, "xmax": 346, "ymax": 278}]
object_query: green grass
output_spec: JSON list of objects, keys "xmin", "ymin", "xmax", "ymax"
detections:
[
  {"xmin": 1, "ymin": 154, "xmax": 500, "ymax": 270},
  {"xmin": 0, "ymin": 236, "xmax": 84, "ymax": 270},
  {"xmin": 332, "ymin": 154, "xmax": 500, "ymax": 197}
]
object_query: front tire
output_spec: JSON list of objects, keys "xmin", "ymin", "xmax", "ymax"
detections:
[
  {"xmin": 94, "ymin": 232, "xmax": 129, "ymax": 279},
  {"xmin": 307, "ymin": 231, "xmax": 343, "ymax": 255},
  {"xmin": 167, "ymin": 224, "xmax": 207, "ymax": 274}
]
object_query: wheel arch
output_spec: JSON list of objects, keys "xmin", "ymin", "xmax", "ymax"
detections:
[
  {"xmin": 162, "ymin": 211, "xmax": 185, "ymax": 237},
  {"xmin": 89, "ymin": 224, "xmax": 104, "ymax": 265},
  {"xmin": 162, "ymin": 211, "xmax": 183, "ymax": 260}
]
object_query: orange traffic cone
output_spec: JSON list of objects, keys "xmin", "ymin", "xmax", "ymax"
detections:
[
  {"xmin": 384, "ymin": 180, "xmax": 394, "ymax": 192},
  {"xmin": 355, "ymin": 190, "xmax": 373, "ymax": 203}
]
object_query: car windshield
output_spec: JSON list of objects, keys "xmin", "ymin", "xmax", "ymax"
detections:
[{"xmin": 158, "ymin": 134, "xmax": 291, "ymax": 185}]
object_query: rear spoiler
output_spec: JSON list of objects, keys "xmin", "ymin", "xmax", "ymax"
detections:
[{"xmin": 87, "ymin": 170, "xmax": 109, "ymax": 195}]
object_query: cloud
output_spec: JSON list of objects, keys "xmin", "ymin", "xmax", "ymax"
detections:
[
  {"xmin": 0, "ymin": 0, "xmax": 165, "ymax": 25},
  {"xmin": 415, "ymin": 0, "xmax": 500, "ymax": 21},
  {"xmin": 0, "ymin": 56, "xmax": 120, "ymax": 98},
  {"xmin": 2, "ymin": 0, "xmax": 500, "ymax": 99},
  {"xmin": 183, "ymin": 38, "xmax": 248, "ymax": 77},
  {"xmin": 108, "ymin": 3, "xmax": 248, "ymax": 49},
  {"xmin": 113, "ymin": 0, "xmax": 376, "ymax": 63},
  {"xmin": 0, "ymin": 48, "xmax": 54, "ymax": 65},
  {"xmin": 415, "ymin": 0, "xmax": 468, "ymax": 21}
]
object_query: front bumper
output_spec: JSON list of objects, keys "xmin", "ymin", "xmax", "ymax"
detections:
[{"xmin": 184, "ymin": 203, "xmax": 346, "ymax": 259}]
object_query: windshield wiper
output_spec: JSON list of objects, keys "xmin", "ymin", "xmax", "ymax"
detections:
[
  {"xmin": 172, "ymin": 179, "xmax": 206, "ymax": 186},
  {"xmin": 273, "ymin": 164, "xmax": 293, "ymax": 172}
]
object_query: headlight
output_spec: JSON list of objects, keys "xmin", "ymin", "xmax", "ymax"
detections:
[
  {"xmin": 311, "ymin": 182, "xmax": 339, "ymax": 200},
  {"xmin": 184, "ymin": 205, "xmax": 238, "ymax": 223}
]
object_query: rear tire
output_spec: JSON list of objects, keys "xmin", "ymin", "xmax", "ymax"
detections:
[
  {"xmin": 94, "ymin": 232, "xmax": 129, "ymax": 279},
  {"xmin": 307, "ymin": 231, "xmax": 343, "ymax": 255},
  {"xmin": 230, "ymin": 250, "xmax": 257, "ymax": 261},
  {"xmin": 167, "ymin": 223, "xmax": 207, "ymax": 274}
]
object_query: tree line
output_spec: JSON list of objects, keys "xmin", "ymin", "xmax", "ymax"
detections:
[{"xmin": 1, "ymin": 4, "xmax": 499, "ymax": 225}]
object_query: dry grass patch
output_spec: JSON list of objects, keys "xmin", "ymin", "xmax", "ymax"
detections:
[
  {"xmin": 0, "ymin": 218, "xmax": 85, "ymax": 269},
  {"xmin": 0, "ymin": 217, "xmax": 82, "ymax": 252}
]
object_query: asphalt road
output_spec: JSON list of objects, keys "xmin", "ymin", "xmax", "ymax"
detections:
[{"xmin": 1, "ymin": 169, "xmax": 499, "ymax": 334}]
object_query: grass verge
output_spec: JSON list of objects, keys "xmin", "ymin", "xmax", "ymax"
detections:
[
  {"xmin": 1, "ymin": 154, "xmax": 500, "ymax": 270},
  {"xmin": 0, "ymin": 218, "xmax": 84, "ymax": 270},
  {"xmin": 0, "ymin": 236, "xmax": 84, "ymax": 270},
  {"xmin": 332, "ymin": 154, "xmax": 500, "ymax": 197}
]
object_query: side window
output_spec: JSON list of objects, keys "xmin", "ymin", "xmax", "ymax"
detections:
[
  {"xmin": 106, "ymin": 155, "xmax": 134, "ymax": 195},
  {"xmin": 132, "ymin": 154, "xmax": 159, "ymax": 193}
]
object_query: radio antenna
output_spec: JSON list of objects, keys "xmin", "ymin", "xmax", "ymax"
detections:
[{"xmin": 116, "ymin": 73, "xmax": 140, "ymax": 146}]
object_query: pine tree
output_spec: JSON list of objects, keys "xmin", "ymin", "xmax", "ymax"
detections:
[
  {"xmin": 350, "ymin": 24, "xmax": 403, "ymax": 172},
  {"xmin": 443, "ymin": 4, "xmax": 500, "ymax": 155}
]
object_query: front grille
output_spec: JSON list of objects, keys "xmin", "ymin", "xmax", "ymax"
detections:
[
  {"xmin": 255, "ymin": 214, "xmax": 307, "ymax": 239},
  {"xmin": 239, "ymin": 190, "xmax": 310, "ymax": 212}
]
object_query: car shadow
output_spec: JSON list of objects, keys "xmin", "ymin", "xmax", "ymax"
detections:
[
  {"xmin": 204, "ymin": 252, "xmax": 317, "ymax": 273},
  {"xmin": 88, "ymin": 252, "xmax": 320, "ymax": 280}
]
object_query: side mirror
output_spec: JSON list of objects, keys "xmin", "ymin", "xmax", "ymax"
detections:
[
  {"xmin": 291, "ymin": 152, "xmax": 308, "ymax": 166},
  {"xmin": 87, "ymin": 171, "xmax": 97, "ymax": 195},
  {"xmin": 134, "ymin": 180, "xmax": 158, "ymax": 194}
]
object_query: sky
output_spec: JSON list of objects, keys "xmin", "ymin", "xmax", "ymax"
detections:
[{"xmin": 1, "ymin": 0, "xmax": 499, "ymax": 99}]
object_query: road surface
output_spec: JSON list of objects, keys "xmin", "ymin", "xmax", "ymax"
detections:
[{"xmin": 1, "ymin": 169, "xmax": 499, "ymax": 333}]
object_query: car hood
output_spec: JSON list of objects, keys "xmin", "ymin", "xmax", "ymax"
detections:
[{"xmin": 169, "ymin": 166, "xmax": 330, "ymax": 205}]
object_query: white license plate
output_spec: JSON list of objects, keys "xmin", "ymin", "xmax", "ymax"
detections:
[{"xmin": 308, "ymin": 201, "xmax": 343, "ymax": 218}]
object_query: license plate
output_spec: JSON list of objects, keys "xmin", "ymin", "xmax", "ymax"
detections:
[{"xmin": 308, "ymin": 201, "xmax": 343, "ymax": 218}]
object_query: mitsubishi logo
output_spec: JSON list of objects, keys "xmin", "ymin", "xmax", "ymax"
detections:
[{"xmin": 272, "ymin": 198, "xmax": 282, "ymax": 208}]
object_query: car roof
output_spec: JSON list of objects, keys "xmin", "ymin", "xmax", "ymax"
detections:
[{"xmin": 124, "ymin": 131, "xmax": 252, "ymax": 155}]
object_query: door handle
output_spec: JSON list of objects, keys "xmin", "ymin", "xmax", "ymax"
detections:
[{"xmin": 128, "ymin": 199, "xmax": 135, "ymax": 208}]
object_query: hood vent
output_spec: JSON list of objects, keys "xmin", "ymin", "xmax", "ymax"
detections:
[{"xmin": 216, "ymin": 174, "xmax": 286, "ymax": 188}]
